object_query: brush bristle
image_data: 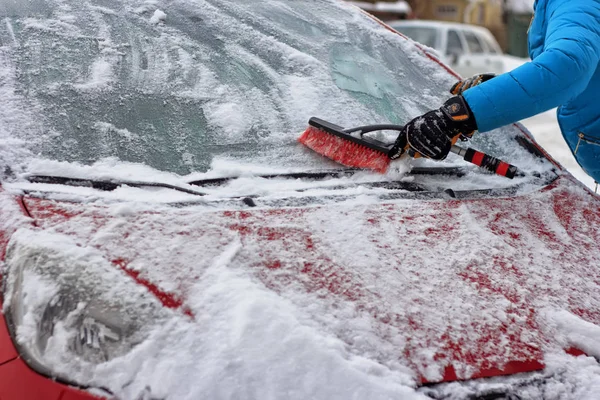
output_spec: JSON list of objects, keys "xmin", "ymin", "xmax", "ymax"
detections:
[{"xmin": 298, "ymin": 126, "xmax": 390, "ymax": 173}]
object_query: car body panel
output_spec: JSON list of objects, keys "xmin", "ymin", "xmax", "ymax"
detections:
[
  {"xmin": 7, "ymin": 174, "xmax": 599, "ymax": 386},
  {"xmin": 0, "ymin": 313, "xmax": 18, "ymax": 365},
  {"xmin": 0, "ymin": 303, "xmax": 97, "ymax": 399},
  {"xmin": 0, "ymin": 353, "xmax": 99, "ymax": 400}
]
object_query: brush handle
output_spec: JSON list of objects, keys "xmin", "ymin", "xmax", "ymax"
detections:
[
  {"xmin": 314, "ymin": 119, "xmax": 522, "ymax": 179},
  {"xmin": 451, "ymin": 145, "xmax": 520, "ymax": 179}
]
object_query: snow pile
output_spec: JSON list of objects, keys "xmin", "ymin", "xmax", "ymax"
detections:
[
  {"xmin": 149, "ymin": 9, "xmax": 166, "ymax": 24},
  {"xmin": 546, "ymin": 310, "xmax": 600, "ymax": 359},
  {"xmin": 521, "ymin": 110, "xmax": 597, "ymax": 190}
]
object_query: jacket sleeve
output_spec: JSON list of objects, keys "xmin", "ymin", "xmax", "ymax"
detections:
[{"xmin": 463, "ymin": 0, "xmax": 600, "ymax": 133}]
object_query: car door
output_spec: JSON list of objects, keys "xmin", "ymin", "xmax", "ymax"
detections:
[
  {"xmin": 444, "ymin": 28, "xmax": 469, "ymax": 76},
  {"xmin": 477, "ymin": 29, "xmax": 508, "ymax": 74},
  {"xmin": 458, "ymin": 28, "xmax": 490, "ymax": 76}
]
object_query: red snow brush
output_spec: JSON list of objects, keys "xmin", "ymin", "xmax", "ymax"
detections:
[{"xmin": 298, "ymin": 117, "xmax": 520, "ymax": 179}]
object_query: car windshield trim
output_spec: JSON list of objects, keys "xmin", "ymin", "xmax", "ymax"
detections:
[
  {"xmin": 24, "ymin": 175, "xmax": 208, "ymax": 197},
  {"xmin": 186, "ymin": 167, "xmax": 467, "ymax": 187},
  {"xmin": 22, "ymin": 167, "xmax": 465, "ymax": 196}
]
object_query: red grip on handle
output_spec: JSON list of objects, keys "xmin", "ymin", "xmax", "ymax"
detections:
[{"xmin": 463, "ymin": 148, "xmax": 519, "ymax": 179}]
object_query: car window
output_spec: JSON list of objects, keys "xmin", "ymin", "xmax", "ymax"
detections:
[
  {"xmin": 463, "ymin": 30, "xmax": 485, "ymax": 54},
  {"xmin": 391, "ymin": 26, "xmax": 438, "ymax": 50},
  {"xmin": 0, "ymin": 0, "xmax": 549, "ymax": 183},
  {"xmin": 480, "ymin": 34, "xmax": 500, "ymax": 54},
  {"xmin": 446, "ymin": 30, "xmax": 464, "ymax": 56},
  {"xmin": 1, "ymin": 1, "xmax": 464, "ymax": 176}
]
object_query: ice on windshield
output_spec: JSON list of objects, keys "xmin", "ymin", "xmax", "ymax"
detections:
[{"xmin": 0, "ymin": 0, "xmax": 551, "ymax": 182}]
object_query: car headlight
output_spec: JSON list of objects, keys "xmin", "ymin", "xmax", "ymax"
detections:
[{"xmin": 2, "ymin": 229, "xmax": 168, "ymax": 388}]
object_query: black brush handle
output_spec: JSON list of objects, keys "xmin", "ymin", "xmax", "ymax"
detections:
[
  {"xmin": 343, "ymin": 124, "xmax": 404, "ymax": 135},
  {"xmin": 451, "ymin": 145, "xmax": 520, "ymax": 179}
]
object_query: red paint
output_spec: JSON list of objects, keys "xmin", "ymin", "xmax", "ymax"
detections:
[
  {"xmin": 224, "ymin": 204, "xmax": 551, "ymax": 384},
  {"xmin": 265, "ymin": 260, "xmax": 282, "ymax": 269},
  {"xmin": 0, "ymin": 229, "xmax": 10, "ymax": 265},
  {"xmin": 112, "ymin": 259, "xmax": 193, "ymax": 318},
  {"xmin": 0, "ymin": 8, "xmax": 593, "ymax": 397},
  {"xmin": 565, "ymin": 347, "xmax": 586, "ymax": 357},
  {"xmin": 0, "ymin": 310, "xmax": 18, "ymax": 365},
  {"xmin": 0, "ymin": 193, "xmax": 36, "ymax": 295},
  {"xmin": 0, "ymin": 310, "xmax": 100, "ymax": 399},
  {"xmin": 16, "ymin": 195, "xmax": 34, "ymax": 220},
  {"xmin": 438, "ymin": 359, "xmax": 545, "ymax": 384},
  {"xmin": 0, "ymin": 195, "xmax": 32, "ymax": 260},
  {"xmin": 23, "ymin": 197, "xmax": 82, "ymax": 221},
  {"xmin": 0, "ymin": 355, "xmax": 102, "ymax": 400}
]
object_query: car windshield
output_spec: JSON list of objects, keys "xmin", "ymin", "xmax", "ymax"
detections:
[
  {"xmin": 1, "ymin": 0, "xmax": 549, "ymax": 184},
  {"xmin": 390, "ymin": 25, "xmax": 438, "ymax": 49}
]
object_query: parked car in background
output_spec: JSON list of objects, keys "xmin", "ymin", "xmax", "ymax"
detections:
[
  {"xmin": 1, "ymin": 1, "xmax": 600, "ymax": 399},
  {"xmin": 388, "ymin": 19, "xmax": 526, "ymax": 77}
]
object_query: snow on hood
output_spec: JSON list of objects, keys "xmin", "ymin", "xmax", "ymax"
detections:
[
  {"xmin": 3, "ymin": 175, "xmax": 600, "ymax": 399},
  {"xmin": 4, "ymin": 228, "xmax": 425, "ymax": 400}
]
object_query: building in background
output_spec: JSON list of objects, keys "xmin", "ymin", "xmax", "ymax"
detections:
[
  {"xmin": 503, "ymin": 0, "xmax": 534, "ymax": 57},
  {"xmin": 348, "ymin": 0, "xmax": 533, "ymax": 57},
  {"xmin": 407, "ymin": 0, "xmax": 502, "ymax": 26},
  {"xmin": 405, "ymin": 0, "xmax": 505, "ymax": 48}
]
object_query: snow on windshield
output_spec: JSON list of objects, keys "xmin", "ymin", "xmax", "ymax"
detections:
[{"xmin": 0, "ymin": 0, "xmax": 551, "ymax": 186}]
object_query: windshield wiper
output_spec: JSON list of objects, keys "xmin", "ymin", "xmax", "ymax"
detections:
[
  {"xmin": 25, "ymin": 175, "xmax": 207, "ymax": 197},
  {"xmin": 187, "ymin": 167, "xmax": 466, "ymax": 187}
]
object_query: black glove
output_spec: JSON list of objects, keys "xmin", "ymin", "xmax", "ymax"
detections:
[
  {"xmin": 450, "ymin": 73, "xmax": 496, "ymax": 95},
  {"xmin": 388, "ymin": 96, "xmax": 478, "ymax": 160}
]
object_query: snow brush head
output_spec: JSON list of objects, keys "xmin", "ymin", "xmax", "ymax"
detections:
[{"xmin": 298, "ymin": 125, "xmax": 391, "ymax": 174}]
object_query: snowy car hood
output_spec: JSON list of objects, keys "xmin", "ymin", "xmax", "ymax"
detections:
[{"xmin": 6, "ymin": 174, "xmax": 600, "ymax": 398}]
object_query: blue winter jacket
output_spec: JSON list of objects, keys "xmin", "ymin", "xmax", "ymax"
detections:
[{"xmin": 463, "ymin": 0, "xmax": 600, "ymax": 183}]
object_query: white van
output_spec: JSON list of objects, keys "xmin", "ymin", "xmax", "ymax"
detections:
[{"xmin": 387, "ymin": 20, "xmax": 521, "ymax": 77}]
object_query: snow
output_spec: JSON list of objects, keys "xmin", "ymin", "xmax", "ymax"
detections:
[
  {"xmin": 4, "ymin": 226, "xmax": 428, "ymax": 400},
  {"xmin": 149, "ymin": 9, "xmax": 166, "ymax": 24},
  {"xmin": 520, "ymin": 110, "xmax": 597, "ymax": 191},
  {"xmin": 4, "ymin": 18, "xmax": 17, "ymax": 45},
  {"xmin": 497, "ymin": 54, "xmax": 530, "ymax": 73},
  {"xmin": 4, "ymin": 175, "xmax": 600, "ymax": 399},
  {"xmin": 546, "ymin": 310, "xmax": 600, "ymax": 360},
  {"xmin": 74, "ymin": 59, "xmax": 114, "ymax": 90}
]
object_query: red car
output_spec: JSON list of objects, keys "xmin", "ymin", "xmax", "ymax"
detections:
[{"xmin": 1, "ymin": 1, "xmax": 600, "ymax": 399}]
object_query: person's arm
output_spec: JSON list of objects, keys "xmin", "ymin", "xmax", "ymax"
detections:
[{"xmin": 464, "ymin": 0, "xmax": 600, "ymax": 132}]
